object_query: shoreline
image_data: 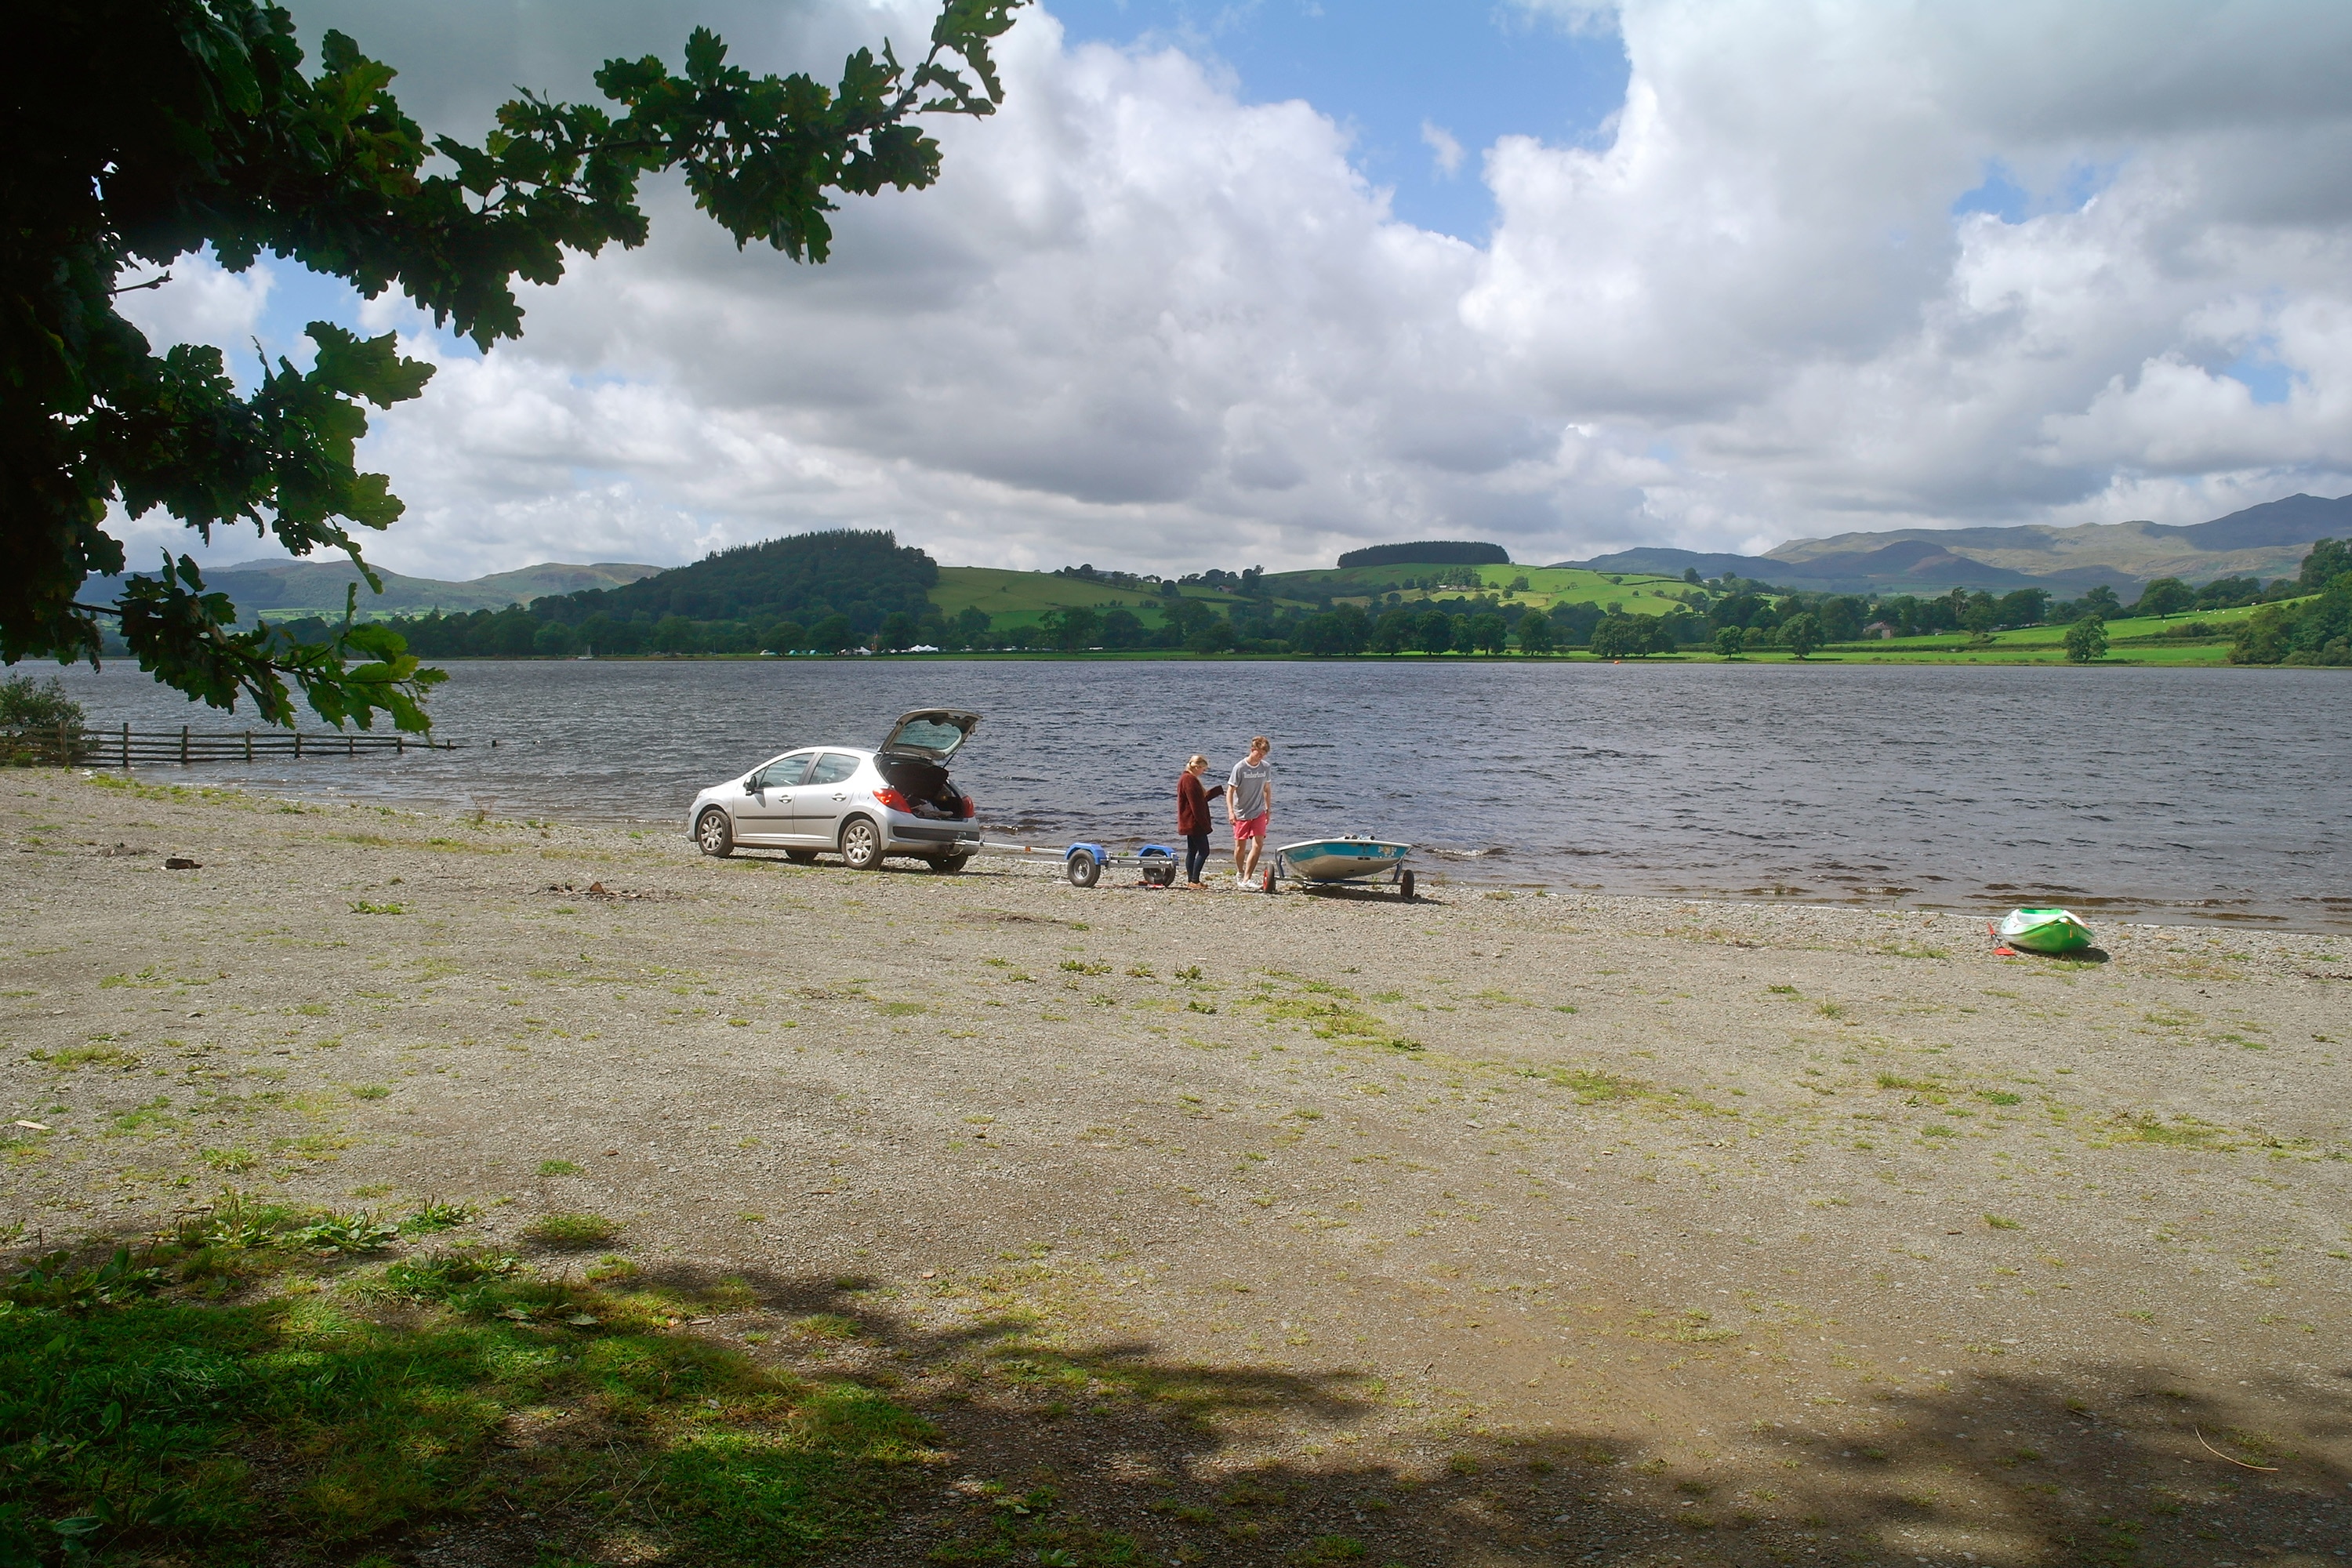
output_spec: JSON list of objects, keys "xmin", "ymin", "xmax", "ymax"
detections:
[
  {"xmin": 32, "ymin": 760, "xmax": 2352, "ymax": 937},
  {"xmin": 5, "ymin": 769, "xmax": 2349, "ymax": 1563}
]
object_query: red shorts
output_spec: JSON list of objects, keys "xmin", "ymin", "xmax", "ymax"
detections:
[{"xmin": 1232, "ymin": 812, "xmax": 1269, "ymax": 844}]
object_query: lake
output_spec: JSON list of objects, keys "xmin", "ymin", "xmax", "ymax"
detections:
[{"xmin": 38, "ymin": 658, "xmax": 2352, "ymax": 930}]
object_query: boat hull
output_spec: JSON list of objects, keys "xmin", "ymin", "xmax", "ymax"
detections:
[{"xmin": 1274, "ymin": 840, "xmax": 1410, "ymax": 882}]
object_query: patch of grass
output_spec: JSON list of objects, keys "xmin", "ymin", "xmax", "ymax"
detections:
[
  {"xmin": 1976, "ymin": 1090, "xmax": 2023, "ymax": 1105},
  {"xmin": 1984, "ymin": 1214, "xmax": 2024, "ymax": 1230},
  {"xmin": 2118, "ymin": 1115, "xmax": 2232, "ymax": 1149},
  {"xmin": 1541, "ymin": 1069, "xmax": 1644, "ymax": 1103},
  {"xmin": 31, "ymin": 1044, "xmax": 141, "ymax": 1070},
  {"xmin": 398, "ymin": 1201, "xmax": 474, "ymax": 1236},
  {"xmin": 0, "ymin": 1248, "xmax": 926, "ymax": 1564},
  {"xmin": 349, "ymin": 1083, "xmax": 390, "ymax": 1100},
  {"xmin": 1059, "ymin": 960, "xmax": 1110, "ymax": 976},
  {"xmin": 292, "ymin": 1210, "xmax": 402, "ymax": 1254},
  {"xmin": 346, "ymin": 901, "xmax": 405, "ymax": 915},
  {"xmin": 878, "ymin": 1001, "xmax": 927, "ymax": 1017},
  {"xmin": 537, "ymin": 1159, "xmax": 585, "ymax": 1177},
  {"xmin": 524, "ymin": 1212, "xmax": 621, "ymax": 1250}
]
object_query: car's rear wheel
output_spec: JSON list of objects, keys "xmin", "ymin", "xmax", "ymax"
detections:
[
  {"xmin": 784, "ymin": 849, "xmax": 818, "ymax": 865},
  {"xmin": 840, "ymin": 816, "xmax": 884, "ymax": 870},
  {"xmin": 931, "ymin": 853, "xmax": 971, "ymax": 874},
  {"xmin": 695, "ymin": 808, "xmax": 734, "ymax": 858}
]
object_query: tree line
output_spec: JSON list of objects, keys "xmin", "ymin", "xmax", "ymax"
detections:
[
  {"xmin": 2228, "ymin": 539, "xmax": 2351, "ymax": 666},
  {"xmin": 249, "ymin": 540, "xmax": 2352, "ymax": 663}
]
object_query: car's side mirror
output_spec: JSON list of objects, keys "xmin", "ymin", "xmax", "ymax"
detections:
[{"xmin": 742, "ymin": 779, "xmax": 759, "ymax": 794}]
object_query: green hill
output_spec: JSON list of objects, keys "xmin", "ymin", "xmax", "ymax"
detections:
[
  {"xmin": 85, "ymin": 558, "xmax": 662, "ymax": 619},
  {"xmin": 532, "ymin": 531, "xmax": 934, "ymax": 632},
  {"xmin": 928, "ymin": 566, "xmax": 1257, "ymax": 631}
]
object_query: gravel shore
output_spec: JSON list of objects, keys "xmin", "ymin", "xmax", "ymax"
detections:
[{"xmin": 5, "ymin": 768, "xmax": 2347, "ymax": 1566}]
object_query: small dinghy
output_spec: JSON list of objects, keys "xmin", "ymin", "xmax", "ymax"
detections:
[
  {"xmin": 1265, "ymin": 837, "xmax": 1414, "ymax": 898},
  {"xmin": 1993, "ymin": 906, "xmax": 2095, "ymax": 954}
]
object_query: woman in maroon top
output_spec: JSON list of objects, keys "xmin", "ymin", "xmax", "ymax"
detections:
[{"xmin": 1176, "ymin": 755, "xmax": 1224, "ymax": 887}]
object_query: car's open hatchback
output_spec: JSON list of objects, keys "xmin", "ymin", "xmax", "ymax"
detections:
[{"xmin": 880, "ymin": 709, "xmax": 979, "ymax": 761}]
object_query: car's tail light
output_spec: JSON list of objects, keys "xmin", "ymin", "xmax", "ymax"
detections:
[
  {"xmin": 872, "ymin": 787, "xmax": 910, "ymax": 812},
  {"xmin": 957, "ymin": 797, "xmax": 975, "ymax": 819}
]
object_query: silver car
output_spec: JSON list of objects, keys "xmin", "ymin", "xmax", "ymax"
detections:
[{"xmin": 687, "ymin": 709, "xmax": 983, "ymax": 872}]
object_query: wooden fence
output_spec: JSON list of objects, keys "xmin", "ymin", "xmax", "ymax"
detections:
[{"xmin": 2, "ymin": 724, "xmax": 456, "ymax": 768}]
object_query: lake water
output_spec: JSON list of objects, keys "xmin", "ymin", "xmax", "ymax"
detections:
[{"xmin": 38, "ymin": 658, "xmax": 2352, "ymax": 930}]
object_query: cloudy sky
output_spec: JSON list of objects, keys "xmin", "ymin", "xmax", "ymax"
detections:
[{"xmin": 115, "ymin": 0, "xmax": 2352, "ymax": 580}]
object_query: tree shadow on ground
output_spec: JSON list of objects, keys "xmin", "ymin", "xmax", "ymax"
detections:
[
  {"xmin": 7, "ymin": 1240, "xmax": 2344, "ymax": 1567},
  {"xmin": 612, "ymin": 1263, "xmax": 2352, "ymax": 1568}
]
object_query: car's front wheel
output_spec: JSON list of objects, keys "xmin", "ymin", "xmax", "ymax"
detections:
[
  {"xmin": 695, "ymin": 808, "xmax": 735, "ymax": 858},
  {"xmin": 840, "ymin": 816, "xmax": 884, "ymax": 870}
]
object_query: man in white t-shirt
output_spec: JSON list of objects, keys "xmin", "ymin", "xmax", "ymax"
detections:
[{"xmin": 1226, "ymin": 735, "xmax": 1275, "ymax": 888}]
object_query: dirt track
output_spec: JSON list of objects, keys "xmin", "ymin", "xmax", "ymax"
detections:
[{"xmin": 5, "ymin": 768, "xmax": 2349, "ymax": 1566}]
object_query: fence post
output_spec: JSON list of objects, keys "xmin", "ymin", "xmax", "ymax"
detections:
[
  {"xmin": 122, "ymin": 723, "xmax": 129, "ymax": 771},
  {"xmin": 347, "ymin": 733, "xmax": 354, "ymax": 757},
  {"xmin": 245, "ymin": 730, "xmax": 252, "ymax": 761},
  {"xmin": 180, "ymin": 725, "xmax": 189, "ymax": 764},
  {"xmin": 294, "ymin": 731, "xmax": 303, "ymax": 759},
  {"xmin": 56, "ymin": 720, "xmax": 67, "ymax": 767}
]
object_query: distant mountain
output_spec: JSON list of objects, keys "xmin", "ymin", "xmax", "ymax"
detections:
[
  {"xmin": 1553, "ymin": 492, "xmax": 2350, "ymax": 593},
  {"xmin": 85, "ymin": 557, "xmax": 663, "ymax": 617}
]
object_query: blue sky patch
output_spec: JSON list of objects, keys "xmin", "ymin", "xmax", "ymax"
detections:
[{"xmin": 1048, "ymin": 0, "xmax": 1631, "ymax": 240}]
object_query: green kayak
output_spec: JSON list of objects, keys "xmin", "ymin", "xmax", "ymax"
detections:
[{"xmin": 1996, "ymin": 906, "xmax": 2094, "ymax": 954}]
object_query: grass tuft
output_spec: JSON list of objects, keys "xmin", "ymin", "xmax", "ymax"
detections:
[{"xmin": 523, "ymin": 1212, "xmax": 621, "ymax": 1250}]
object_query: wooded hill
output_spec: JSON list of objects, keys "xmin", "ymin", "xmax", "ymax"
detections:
[{"xmin": 528, "ymin": 531, "xmax": 935, "ymax": 633}]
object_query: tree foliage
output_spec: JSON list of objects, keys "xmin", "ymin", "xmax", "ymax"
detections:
[
  {"xmin": 2063, "ymin": 616, "xmax": 2108, "ymax": 664},
  {"xmin": 1779, "ymin": 612, "xmax": 1823, "ymax": 658},
  {"xmin": 5, "ymin": 0, "xmax": 1022, "ymax": 727},
  {"xmin": 533, "ymin": 531, "xmax": 937, "ymax": 637}
]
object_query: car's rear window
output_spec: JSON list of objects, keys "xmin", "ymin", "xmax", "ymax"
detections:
[
  {"xmin": 808, "ymin": 753, "xmax": 860, "ymax": 786},
  {"xmin": 894, "ymin": 719, "xmax": 965, "ymax": 753}
]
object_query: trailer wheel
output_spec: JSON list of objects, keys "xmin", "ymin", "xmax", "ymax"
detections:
[
  {"xmin": 1140, "ymin": 855, "xmax": 1175, "ymax": 887},
  {"xmin": 1065, "ymin": 853, "xmax": 1101, "ymax": 889},
  {"xmin": 1399, "ymin": 869, "xmax": 1416, "ymax": 901}
]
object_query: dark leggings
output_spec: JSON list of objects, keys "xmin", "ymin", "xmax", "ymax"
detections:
[{"xmin": 1184, "ymin": 833, "xmax": 1211, "ymax": 884}]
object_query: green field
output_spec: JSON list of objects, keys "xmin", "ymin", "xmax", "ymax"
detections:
[
  {"xmin": 927, "ymin": 561, "xmax": 1707, "ymax": 632},
  {"xmin": 1261, "ymin": 561, "xmax": 1700, "ymax": 615},
  {"xmin": 927, "ymin": 566, "xmax": 1258, "ymax": 630},
  {"xmin": 1775, "ymin": 600, "xmax": 2269, "ymax": 666}
]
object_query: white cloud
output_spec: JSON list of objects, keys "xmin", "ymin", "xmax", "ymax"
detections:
[
  {"xmin": 1421, "ymin": 120, "xmax": 1465, "ymax": 178},
  {"xmin": 113, "ymin": 249, "xmax": 273, "ymax": 367},
  {"xmin": 113, "ymin": 0, "xmax": 2352, "ymax": 576}
]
